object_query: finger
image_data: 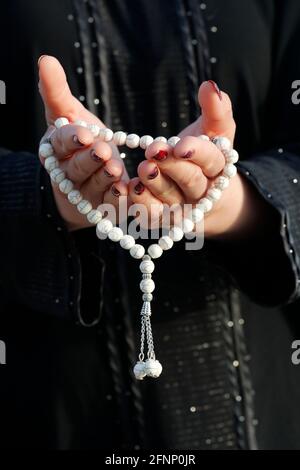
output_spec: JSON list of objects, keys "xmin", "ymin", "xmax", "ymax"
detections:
[
  {"xmin": 128, "ymin": 177, "xmax": 164, "ymax": 226},
  {"xmin": 145, "ymin": 142, "xmax": 208, "ymax": 202},
  {"xmin": 173, "ymin": 136, "xmax": 225, "ymax": 177},
  {"xmin": 38, "ymin": 55, "xmax": 82, "ymax": 125},
  {"xmin": 81, "ymin": 157, "xmax": 124, "ymax": 200},
  {"xmin": 198, "ymin": 80, "xmax": 236, "ymax": 142},
  {"xmin": 103, "ymin": 181, "xmax": 129, "ymax": 221},
  {"xmin": 66, "ymin": 141, "xmax": 114, "ymax": 184},
  {"xmin": 137, "ymin": 160, "xmax": 184, "ymax": 205},
  {"xmin": 50, "ymin": 124, "xmax": 94, "ymax": 159}
]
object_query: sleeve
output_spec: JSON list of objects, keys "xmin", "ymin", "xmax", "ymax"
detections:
[
  {"xmin": 208, "ymin": 151, "xmax": 300, "ymax": 307},
  {"xmin": 0, "ymin": 149, "xmax": 105, "ymax": 323},
  {"xmin": 0, "ymin": 149, "xmax": 81, "ymax": 319},
  {"xmin": 208, "ymin": 1, "xmax": 300, "ymax": 307}
]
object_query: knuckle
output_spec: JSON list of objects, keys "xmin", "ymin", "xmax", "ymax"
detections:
[
  {"xmin": 92, "ymin": 170, "xmax": 104, "ymax": 188},
  {"xmin": 180, "ymin": 171, "xmax": 200, "ymax": 190},
  {"xmin": 53, "ymin": 129, "xmax": 64, "ymax": 153},
  {"xmin": 72, "ymin": 154, "xmax": 90, "ymax": 178}
]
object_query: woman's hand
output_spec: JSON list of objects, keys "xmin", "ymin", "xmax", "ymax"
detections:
[
  {"xmin": 129, "ymin": 81, "xmax": 263, "ymax": 239},
  {"xmin": 38, "ymin": 56, "xmax": 128, "ymax": 231}
]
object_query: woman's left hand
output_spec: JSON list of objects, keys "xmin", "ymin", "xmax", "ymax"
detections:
[{"xmin": 129, "ymin": 81, "xmax": 261, "ymax": 239}]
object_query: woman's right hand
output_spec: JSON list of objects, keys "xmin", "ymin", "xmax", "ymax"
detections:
[{"xmin": 38, "ymin": 56, "xmax": 128, "ymax": 231}]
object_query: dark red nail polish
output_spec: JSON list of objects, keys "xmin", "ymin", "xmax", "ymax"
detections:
[
  {"xmin": 208, "ymin": 80, "xmax": 222, "ymax": 101},
  {"xmin": 181, "ymin": 150, "xmax": 194, "ymax": 159},
  {"xmin": 154, "ymin": 150, "xmax": 168, "ymax": 161},
  {"xmin": 73, "ymin": 135, "xmax": 85, "ymax": 146},
  {"xmin": 134, "ymin": 182, "xmax": 145, "ymax": 195},
  {"xmin": 104, "ymin": 169, "xmax": 114, "ymax": 178},
  {"xmin": 90, "ymin": 150, "xmax": 103, "ymax": 163},
  {"xmin": 111, "ymin": 186, "xmax": 121, "ymax": 197},
  {"xmin": 148, "ymin": 167, "xmax": 159, "ymax": 180}
]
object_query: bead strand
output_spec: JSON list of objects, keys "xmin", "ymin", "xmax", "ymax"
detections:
[{"xmin": 39, "ymin": 117, "xmax": 240, "ymax": 380}]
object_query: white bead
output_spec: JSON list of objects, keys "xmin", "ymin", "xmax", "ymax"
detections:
[
  {"xmin": 54, "ymin": 117, "xmax": 69, "ymax": 129},
  {"xmin": 44, "ymin": 156, "xmax": 59, "ymax": 172},
  {"xmin": 213, "ymin": 136, "xmax": 232, "ymax": 152},
  {"xmin": 133, "ymin": 361, "xmax": 146, "ymax": 380},
  {"xmin": 97, "ymin": 219, "xmax": 113, "ymax": 235},
  {"xmin": 182, "ymin": 218, "xmax": 195, "ymax": 234},
  {"xmin": 113, "ymin": 131, "xmax": 127, "ymax": 146},
  {"xmin": 139, "ymin": 259, "xmax": 155, "ymax": 274},
  {"xmin": 167, "ymin": 136, "xmax": 181, "ymax": 147},
  {"xmin": 197, "ymin": 197, "xmax": 213, "ymax": 213},
  {"xmin": 50, "ymin": 168, "xmax": 66, "ymax": 184},
  {"xmin": 130, "ymin": 244, "xmax": 145, "ymax": 259},
  {"xmin": 148, "ymin": 244, "xmax": 163, "ymax": 259},
  {"xmin": 140, "ymin": 279, "xmax": 155, "ymax": 294},
  {"xmin": 98, "ymin": 128, "xmax": 113, "ymax": 142},
  {"xmin": 154, "ymin": 136, "xmax": 167, "ymax": 144},
  {"xmin": 108, "ymin": 227, "xmax": 124, "ymax": 242},
  {"xmin": 223, "ymin": 163, "xmax": 237, "ymax": 178},
  {"xmin": 215, "ymin": 175, "xmax": 230, "ymax": 190},
  {"xmin": 126, "ymin": 134, "xmax": 140, "ymax": 149},
  {"xmin": 39, "ymin": 143, "xmax": 54, "ymax": 159},
  {"xmin": 98, "ymin": 128, "xmax": 106, "ymax": 140},
  {"xmin": 140, "ymin": 135, "xmax": 154, "ymax": 149},
  {"xmin": 74, "ymin": 120, "xmax": 88, "ymax": 128},
  {"xmin": 169, "ymin": 226, "xmax": 184, "ymax": 242},
  {"xmin": 226, "ymin": 149, "xmax": 239, "ymax": 164},
  {"xmin": 59, "ymin": 178, "xmax": 74, "ymax": 195},
  {"xmin": 120, "ymin": 235, "xmax": 136, "ymax": 250},
  {"xmin": 68, "ymin": 190, "xmax": 82, "ymax": 205},
  {"xmin": 87, "ymin": 209, "xmax": 103, "ymax": 225},
  {"xmin": 88, "ymin": 124, "xmax": 101, "ymax": 137},
  {"xmin": 77, "ymin": 199, "xmax": 92, "ymax": 215},
  {"xmin": 190, "ymin": 208, "xmax": 204, "ymax": 223},
  {"xmin": 158, "ymin": 236, "xmax": 174, "ymax": 251},
  {"xmin": 144, "ymin": 359, "xmax": 162, "ymax": 378},
  {"xmin": 207, "ymin": 187, "xmax": 222, "ymax": 201},
  {"xmin": 104, "ymin": 128, "xmax": 114, "ymax": 142},
  {"xmin": 143, "ymin": 293, "xmax": 153, "ymax": 302},
  {"xmin": 198, "ymin": 134, "xmax": 210, "ymax": 141}
]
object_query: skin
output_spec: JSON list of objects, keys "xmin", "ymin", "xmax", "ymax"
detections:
[{"xmin": 39, "ymin": 56, "xmax": 273, "ymax": 238}]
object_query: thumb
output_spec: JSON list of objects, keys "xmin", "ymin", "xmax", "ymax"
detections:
[
  {"xmin": 38, "ymin": 55, "xmax": 82, "ymax": 125},
  {"xmin": 198, "ymin": 80, "xmax": 236, "ymax": 143}
]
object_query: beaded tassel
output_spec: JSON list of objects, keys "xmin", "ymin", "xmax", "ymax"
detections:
[{"xmin": 133, "ymin": 259, "xmax": 162, "ymax": 380}]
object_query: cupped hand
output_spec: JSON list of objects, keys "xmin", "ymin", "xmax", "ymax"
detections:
[
  {"xmin": 38, "ymin": 56, "xmax": 128, "ymax": 231},
  {"xmin": 129, "ymin": 81, "xmax": 246, "ymax": 237}
]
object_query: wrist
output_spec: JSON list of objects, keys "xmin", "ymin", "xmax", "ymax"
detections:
[{"xmin": 204, "ymin": 173, "xmax": 249, "ymax": 239}]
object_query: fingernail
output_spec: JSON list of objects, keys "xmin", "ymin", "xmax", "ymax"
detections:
[
  {"xmin": 90, "ymin": 150, "xmax": 103, "ymax": 163},
  {"xmin": 181, "ymin": 150, "xmax": 194, "ymax": 159},
  {"xmin": 73, "ymin": 135, "xmax": 85, "ymax": 146},
  {"xmin": 208, "ymin": 80, "xmax": 222, "ymax": 101},
  {"xmin": 148, "ymin": 166, "xmax": 159, "ymax": 180},
  {"xmin": 153, "ymin": 150, "xmax": 168, "ymax": 161},
  {"xmin": 134, "ymin": 182, "xmax": 145, "ymax": 195},
  {"xmin": 38, "ymin": 55, "xmax": 47, "ymax": 67},
  {"xmin": 111, "ymin": 186, "xmax": 121, "ymax": 197},
  {"xmin": 104, "ymin": 169, "xmax": 114, "ymax": 178}
]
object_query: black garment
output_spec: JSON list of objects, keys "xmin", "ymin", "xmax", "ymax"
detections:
[{"xmin": 1, "ymin": 0, "xmax": 300, "ymax": 450}]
